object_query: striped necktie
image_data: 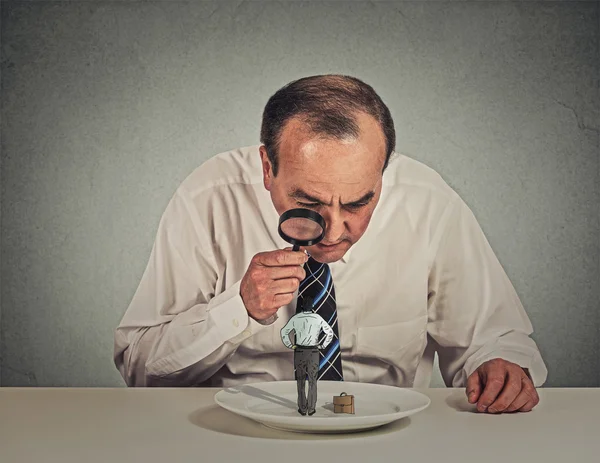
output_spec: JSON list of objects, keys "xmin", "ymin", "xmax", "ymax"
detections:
[{"xmin": 297, "ymin": 255, "xmax": 343, "ymax": 381}]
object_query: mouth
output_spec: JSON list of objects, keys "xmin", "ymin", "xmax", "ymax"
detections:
[{"xmin": 317, "ymin": 242, "xmax": 342, "ymax": 249}]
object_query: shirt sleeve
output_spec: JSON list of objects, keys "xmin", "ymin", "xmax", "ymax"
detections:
[
  {"xmin": 113, "ymin": 186, "xmax": 271, "ymax": 386},
  {"xmin": 320, "ymin": 317, "xmax": 334, "ymax": 347},
  {"xmin": 426, "ymin": 194, "xmax": 548, "ymax": 388},
  {"xmin": 280, "ymin": 318, "xmax": 295, "ymax": 349}
]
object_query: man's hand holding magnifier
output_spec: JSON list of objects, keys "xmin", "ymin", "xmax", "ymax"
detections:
[
  {"xmin": 240, "ymin": 207, "xmax": 327, "ymax": 323},
  {"xmin": 240, "ymin": 248, "xmax": 307, "ymax": 322}
]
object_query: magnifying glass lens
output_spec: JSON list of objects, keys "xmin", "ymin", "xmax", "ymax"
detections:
[
  {"xmin": 278, "ymin": 208, "xmax": 327, "ymax": 251},
  {"xmin": 280, "ymin": 217, "xmax": 324, "ymax": 241}
]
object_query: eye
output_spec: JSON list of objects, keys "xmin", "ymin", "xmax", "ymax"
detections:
[
  {"xmin": 345, "ymin": 202, "xmax": 367, "ymax": 210},
  {"xmin": 297, "ymin": 202, "xmax": 320, "ymax": 208}
]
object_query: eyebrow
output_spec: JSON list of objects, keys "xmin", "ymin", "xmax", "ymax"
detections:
[{"xmin": 290, "ymin": 188, "xmax": 375, "ymax": 207}]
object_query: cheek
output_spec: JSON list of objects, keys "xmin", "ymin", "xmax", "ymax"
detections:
[{"xmin": 347, "ymin": 210, "xmax": 374, "ymax": 237}]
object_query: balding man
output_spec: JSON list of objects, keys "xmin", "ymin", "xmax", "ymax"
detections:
[{"xmin": 114, "ymin": 74, "xmax": 547, "ymax": 415}]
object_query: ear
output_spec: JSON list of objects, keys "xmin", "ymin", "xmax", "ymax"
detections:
[{"xmin": 259, "ymin": 145, "xmax": 274, "ymax": 191}]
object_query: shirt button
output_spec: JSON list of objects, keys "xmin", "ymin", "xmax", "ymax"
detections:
[
  {"xmin": 232, "ymin": 319, "xmax": 239, "ymax": 328},
  {"xmin": 243, "ymin": 329, "xmax": 251, "ymax": 336}
]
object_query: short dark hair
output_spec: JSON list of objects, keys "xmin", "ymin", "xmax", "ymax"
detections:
[
  {"xmin": 301, "ymin": 295, "xmax": 314, "ymax": 312},
  {"xmin": 259, "ymin": 74, "xmax": 396, "ymax": 176}
]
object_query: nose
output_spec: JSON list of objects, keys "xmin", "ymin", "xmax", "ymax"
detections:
[{"xmin": 321, "ymin": 209, "xmax": 346, "ymax": 244}]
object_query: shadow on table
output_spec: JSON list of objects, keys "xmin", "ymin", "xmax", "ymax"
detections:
[
  {"xmin": 188, "ymin": 405, "xmax": 412, "ymax": 441},
  {"xmin": 225, "ymin": 384, "xmax": 298, "ymax": 410},
  {"xmin": 445, "ymin": 389, "xmax": 479, "ymax": 413}
]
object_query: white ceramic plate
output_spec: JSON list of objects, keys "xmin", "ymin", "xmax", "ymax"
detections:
[{"xmin": 213, "ymin": 380, "xmax": 431, "ymax": 433}]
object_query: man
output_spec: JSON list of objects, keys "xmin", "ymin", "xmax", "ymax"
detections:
[
  {"xmin": 280, "ymin": 295, "xmax": 334, "ymax": 415},
  {"xmin": 114, "ymin": 74, "xmax": 547, "ymax": 415}
]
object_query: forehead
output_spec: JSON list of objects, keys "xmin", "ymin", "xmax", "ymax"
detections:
[{"xmin": 276, "ymin": 114, "xmax": 386, "ymax": 188}]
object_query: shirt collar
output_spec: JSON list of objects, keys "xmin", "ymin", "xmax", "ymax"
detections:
[{"xmin": 339, "ymin": 245, "xmax": 353, "ymax": 263}]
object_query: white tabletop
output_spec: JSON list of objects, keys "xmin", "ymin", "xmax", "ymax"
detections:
[{"xmin": 1, "ymin": 387, "xmax": 598, "ymax": 463}]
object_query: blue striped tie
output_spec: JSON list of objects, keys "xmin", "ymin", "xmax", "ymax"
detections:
[{"xmin": 297, "ymin": 255, "xmax": 343, "ymax": 381}]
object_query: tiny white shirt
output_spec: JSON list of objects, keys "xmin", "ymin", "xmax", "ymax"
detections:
[{"xmin": 280, "ymin": 312, "xmax": 334, "ymax": 349}]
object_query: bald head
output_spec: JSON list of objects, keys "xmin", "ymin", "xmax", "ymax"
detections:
[{"xmin": 260, "ymin": 74, "xmax": 396, "ymax": 176}]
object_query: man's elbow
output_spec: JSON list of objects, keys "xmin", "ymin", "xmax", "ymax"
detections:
[
  {"xmin": 114, "ymin": 327, "xmax": 159, "ymax": 387},
  {"xmin": 114, "ymin": 344, "xmax": 150, "ymax": 387}
]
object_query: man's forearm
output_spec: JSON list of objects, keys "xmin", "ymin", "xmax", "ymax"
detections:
[{"xmin": 115, "ymin": 281, "xmax": 270, "ymax": 386}]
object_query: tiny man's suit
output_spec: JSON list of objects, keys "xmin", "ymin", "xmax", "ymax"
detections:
[{"xmin": 280, "ymin": 311, "xmax": 334, "ymax": 414}]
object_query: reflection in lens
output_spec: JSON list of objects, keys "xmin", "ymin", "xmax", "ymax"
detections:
[{"xmin": 280, "ymin": 217, "xmax": 323, "ymax": 240}]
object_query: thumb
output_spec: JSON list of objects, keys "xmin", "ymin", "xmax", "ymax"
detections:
[
  {"xmin": 283, "ymin": 246, "xmax": 308, "ymax": 255},
  {"xmin": 466, "ymin": 369, "xmax": 482, "ymax": 403}
]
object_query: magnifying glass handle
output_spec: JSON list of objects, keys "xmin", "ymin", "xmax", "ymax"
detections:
[{"xmin": 292, "ymin": 244, "xmax": 300, "ymax": 252}]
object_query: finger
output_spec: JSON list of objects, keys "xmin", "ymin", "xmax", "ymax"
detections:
[
  {"xmin": 476, "ymin": 369, "xmax": 507, "ymax": 413},
  {"xmin": 504, "ymin": 388, "xmax": 531, "ymax": 413},
  {"xmin": 256, "ymin": 250, "xmax": 308, "ymax": 267},
  {"xmin": 487, "ymin": 369, "xmax": 522, "ymax": 413},
  {"xmin": 510, "ymin": 376, "xmax": 540, "ymax": 412},
  {"xmin": 466, "ymin": 370, "xmax": 482, "ymax": 403},
  {"xmin": 283, "ymin": 246, "xmax": 308, "ymax": 254},
  {"xmin": 271, "ymin": 292, "xmax": 295, "ymax": 308},
  {"xmin": 270, "ymin": 278, "xmax": 300, "ymax": 295},
  {"xmin": 268, "ymin": 265, "xmax": 307, "ymax": 281},
  {"xmin": 519, "ymin": 397, "xmax": 538, "ymax": 412}
]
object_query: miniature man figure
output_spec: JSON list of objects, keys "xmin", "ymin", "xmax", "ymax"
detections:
[{"xmin": 280, "ymin": 295, "xmax": 334, "ymax": 415}]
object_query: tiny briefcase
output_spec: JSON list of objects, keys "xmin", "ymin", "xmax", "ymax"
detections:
[{"xmin": 333, "ymin": 392, "xmax": 355, "ymax": 414}]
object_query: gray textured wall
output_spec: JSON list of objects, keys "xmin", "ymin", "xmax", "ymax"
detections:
[{"xmin": 1, "ymin": 1, "xmax": 598, "ymax": 388}]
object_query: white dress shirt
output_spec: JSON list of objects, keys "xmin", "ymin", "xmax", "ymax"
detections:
[
  {"xmin": 280, "ymin": 312, "xmax": 334, "ymax": 349},
  {"xmin": 113, "ymin": 144, "xmax": 548, "ymax": 388}
]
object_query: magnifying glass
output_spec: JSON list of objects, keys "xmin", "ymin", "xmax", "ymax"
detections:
[{"xmin": 278, "ymin": 208, "xmax": 326, "ymax": 251}]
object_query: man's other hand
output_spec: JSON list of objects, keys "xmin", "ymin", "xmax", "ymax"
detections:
[
  {"xmin": 466, "ymin": 358, "xmax": 540, "ymax": 414},
  {"xmin": 240, "ymin": 248, "xmax": 307, "ymax": 321}
]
